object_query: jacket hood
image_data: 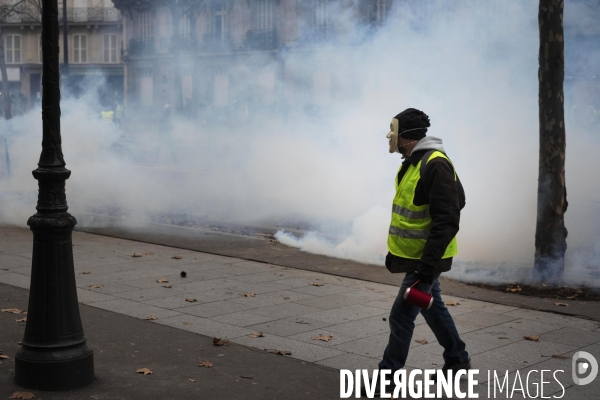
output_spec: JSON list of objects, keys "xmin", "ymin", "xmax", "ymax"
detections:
[{"xmin": 412, "ymin": 136, "xmax": 445, "ymax": 154}]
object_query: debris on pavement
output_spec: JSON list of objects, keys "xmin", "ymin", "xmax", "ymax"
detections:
[
  {"xmin": 136, "ymin": 368, "xmax": 153, "ymax": 375},
  {"xmin": 312, "ymin": 335, "xmax": 334, "ymax": 342},
  {"xmin": 172, "ymin": 255, "xmax": 182, "ymax": 259},
  {"xmin": 89, "ymin": 285, "xmax": 103, "ymax": 289},
  {"xmin": 180, "ymin": 271, "xmax": 187, "ymax": 278},
  {"xmin": 554, "ymin": 302, "xmax": 568, "ymax": 307},
  {"xmin": 267, "ymin": 349, "xmax": 292, "ymax": 356},
  {"xmin": 144, "ymin": 316, "xmax": 157, "ymax": 320},
  {"xmin": 310, "ymin": 281, "xmax": 324, "ymax": 287},
  {"xmin": 444, "ymin": 301, "xmax": 459, "ymax": 306},
  {"xmin": 213, "ymin": 338, "xmax": 229, "ymax": 346},
  {"xmin": 415, "ymin": 339, "xmax": 428, "ymax": 345},
  {"xmin": 244, "ymin": 293, "xmax": 256, "ymax": 297},
  {"xmin": 2, "ymin": 308, "xmax": 25, "ymax": 314},
  {"xmin": 523, "ymin": 335, "xmax": 540, "ymax": 342},
  {"xmin": 156, "ymin": 278, "xmax": 169, "ymax": 283},
  {"xmin": 163, "ymin": 284, "xmax": 172, "ymax": 288},
  {"xmin": 132, "ymin": 253, "xmax": 143, "ymax": 257},
  {"xmin": 189, "ymin": 379, "xmax": 196, "ymax": 382},
  {"xmin": 81, "ymin": 271, "xmax": 91, "ymax": 274},
  {"xmin": 250, "ymin": 332, "xmax": 264, "ymax": 338},
  {"xmin": 9, "ymin": 392, "xmax": 35, "ymax": 399},
  {"xmin": 185, "ymin": 298, "xmax": 197, "ymax": 303},
  {"xmin": 15, "ymin": 317, "xmax": 26, "ymax": 323},
  {"xmin": 199, "ymin": 360, "xmax": 213, "ymax": 368}
]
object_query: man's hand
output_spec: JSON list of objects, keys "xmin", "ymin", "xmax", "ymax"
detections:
[{"xmin": 416, "ymin": 262, "xmax": 436, "ymax": 285}]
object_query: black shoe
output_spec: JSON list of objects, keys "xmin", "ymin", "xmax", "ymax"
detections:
[{"xmin": 441, "ymin": 360, "xmax": 472, "ymax": 378}]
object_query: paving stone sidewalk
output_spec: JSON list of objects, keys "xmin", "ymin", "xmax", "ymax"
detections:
[{"xmin": 1, "ymin": 225, "xmax": 600, "ymax": 398}]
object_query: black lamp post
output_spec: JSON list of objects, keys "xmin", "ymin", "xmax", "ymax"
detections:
[{"xmin": 14, "ymin": 0, "xmax": 94, "ymax": 391}]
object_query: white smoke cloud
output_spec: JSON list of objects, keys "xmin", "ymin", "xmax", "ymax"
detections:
[{"xmin": 1, "ymin": 0, "xmax": 598, "ymax": 287}]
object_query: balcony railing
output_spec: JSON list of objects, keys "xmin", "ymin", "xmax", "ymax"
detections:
[
  {"xmin": 127, "ymin": 38, "xmax": 155, "ymax": 57},
  {"xmin": 244, "ymin": 29, "xmax": 278, "ymax": 50},
  {"xmin": 1, "ymin": 7, "xmax": 121, "ymax": 23},
  {"xmin": 201, "ymin": 32, "xmax": 233, "ymax": 52}
]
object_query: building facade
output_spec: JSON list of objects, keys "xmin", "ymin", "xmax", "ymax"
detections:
[
  {"xmin": 0, "ymin": 0, "xmax": 124, "ymax": 116},
  {"xmin": 111, "ymin": 0, "xmax": 394, "ymax": 119}
]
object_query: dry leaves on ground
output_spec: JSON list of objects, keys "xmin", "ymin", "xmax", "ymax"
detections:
[
  {"xmin": 199, "ymin": 360, "xmax": 213, "ymax": 368},
  {"xmin": 81, "ymin": 271, "xmax": 91, "ymax": 275},
  {"xmin": 163, "ymin": 285, "xmax": 172, "ymax": 288},
  {"xmin": 185, "ymin": 298, "xmax": 197, "ymax": 303},
  {"xmin": 444, "ymin": 301, "xmax": 459, "ymax": 306},
  {"xmin": 506, "ymin": 286, "xmax": 522, "ymax": 293},
  {"xmin": 2, "ymin": 308, "xmax": 25, "ymax": 314},
  {"xmin": 89, "ymin": 285, "xmax": 103, "ymax": 289},
  {"xmin": 551, "ymin": 355, "xmax": 569, "ymax": 360},
  {"xmin": 212, "ymin": 338, "xmax": 229, "ymax": 346},
  {"xmin": 144, "ymin": 316, "xmax": 157, "ymax": 320},
  {"xmin": 250, "ymin": 332, "xmax": 264, "ymax": 338},
  {"xmin": 310, "ymin": 281, "xmax": 324, "ymax": 287},
  {"xmin": 0, "ymin": 354, "xmax": 9, "ymax": 359},
  {"xmin": 9, "ymin": 392, "xmax": 35, "ymax": 399},
  {"xmin": 415, "ymin": 339, "xmax": 428, "ymax": 345},
  {"xmin": 244, "ymin": 293, "xmax": 256, "ymax": 298},
  {"xmin": 554, "ymin": 302, "xmax": 569, "ymax": 307},
  {"xmin": 15, "ymin": 318, "xmax": 27, "ymax": 323},
  {"xmin": 136, "ymin": 368, "xmax": 153, "ymax": 375},
  {"xmin": 523, "ymin": 335, "xmax": 540, "ymax": 342},
  {"xmin": 267, "ymin": 349, "xmax": 292, "ymax": 356},
  {"xmin": 132, "ymin": 253, "xmax": 143, "ymax": 258},
  {"xmin": 311, "ymin": 335, "xmax": 334, "ymax": 342},
  {"xmin": 156, "ymin": 278, "xmax": 169, "ymax": 283},
  {"xmin": 566, "ymin": 294, "xmax": 578, "ymax": 299},
  {"xmin": 172, "ymin": 256, "xmax": 182, "ymax": 260},
  {"xmin": 189, "ymin": 379, "xmax": 196, "ymax": 382}
]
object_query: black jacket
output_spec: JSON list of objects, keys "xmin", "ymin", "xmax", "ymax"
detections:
[{"xmin": 386, "ymin": 149, "xmax": 465, "ymax": 273}]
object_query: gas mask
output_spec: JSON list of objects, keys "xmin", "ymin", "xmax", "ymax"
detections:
[{"xmin": 386, "ymin": 118, "xmax": 400, "ymax": 153}]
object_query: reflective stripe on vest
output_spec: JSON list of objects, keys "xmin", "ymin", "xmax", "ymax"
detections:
[{"xmin": 387, "ymin": 150, "xmax": 458, "ymax": 260}]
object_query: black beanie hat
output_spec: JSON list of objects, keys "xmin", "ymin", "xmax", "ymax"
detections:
[{"xmin": 394, "ymin": 108, "xmax": 430, "ymax": 140}]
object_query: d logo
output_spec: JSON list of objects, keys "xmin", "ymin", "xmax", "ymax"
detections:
[{"xmin": 572, "ymin": 351, "xmax": 598, "ymax": 385}]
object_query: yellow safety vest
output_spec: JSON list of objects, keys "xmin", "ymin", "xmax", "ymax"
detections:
[{"xmin": 387, "ymin": 150, "xmax": 458, "ymax": 259}]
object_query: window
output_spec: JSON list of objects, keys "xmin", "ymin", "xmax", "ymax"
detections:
[
  {"xmin": 103, "ymin": 34, "xmax": 118, "ymax": 63},
  {"xmin": 5, "ymin": 35, "xmax": 21, "ymax": 64},
  {"xmin": 315, "ymin": 0, "xmax": 332, "ymax": 28},
  {"xmin": 253, "ymin": 0, "xmax": 274, "ymax": 31},
  {"xmin": 212, "ymin": 3, "xmax": 227, "ymax": 39},
  {"xmin": 139, "ymin": 11, "xmax": 153, "ymax": 39},
  {"xmin": 73, "ymin": 34, "xmax": 87, "ymax": 63}
]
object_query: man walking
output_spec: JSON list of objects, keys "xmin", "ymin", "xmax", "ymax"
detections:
[{"xmin": 379, "ymin": 108, "xmax": 470, "ymax": 389}]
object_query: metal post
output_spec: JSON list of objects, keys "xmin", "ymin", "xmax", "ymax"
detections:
[
  {"xmin": 14, "ymin": 0, "xmax": 94, "ymax": 391},
  {"xmin": 62, "ymin": 0, "xmax": 69, "ymax": 79}
]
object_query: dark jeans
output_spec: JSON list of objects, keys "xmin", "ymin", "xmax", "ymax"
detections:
[{"xmin": 379, "ymin": 271, "xmax": 469, "ymax": 372}]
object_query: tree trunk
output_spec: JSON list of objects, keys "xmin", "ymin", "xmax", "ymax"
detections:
[
  {"xmin": 533, "ymin": 0, "xmax": 568, "ymax": 284},
  {"xmin": 0, "ymin": 31, "xmax": 13, "ymax": 120}
]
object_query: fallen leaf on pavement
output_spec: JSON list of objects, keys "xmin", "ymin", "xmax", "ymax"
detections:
[
  {"xmin": 163, "ymin": 284, "xmax": 172, "ymax": 288},
  {"xmin": 244, "ymin": 293, "xmax": 256, "ymax": 297},
  {"xmin": 132, "ymin": 253, "xmax": 143, "ymax": 258},
  {"xmin": 523, "ymin": 335, "xmax": 539, "ymax": 342},
  {"xmin": 310, "ymin": 281, "xmax": 324, "ymax": 287},
  {"xmin": 189, "ymin": 379, "xmax": 196, "ymax": 382},
  {"xmin": 267, "ymin": 349, "xmax": 292, "ymax": 356},
  {"xmin": 89, "ymin": 285, "xmax": 103, "ymax": 289},
  {"xmin": 144, "ymin": 316, "xmax": 157, "ymax": 320},
  {"xmin": 312, "ymin": 335, "xmax": 334, "ymax": 342},
  {"xmin": 9, "ymin": 392, "xmax": 35, "ymax": 399},
  {"xmin": 551, "ymin": 355, "xmax": 569, "ymax": 360},
  {"xmin": 2, "ymin": 308, "xmax": 24, "ymax": 314},
  {"xmin": 185, "ymin": 298, "xmax": 197, "ymax": 303},
  {"xmin": 212, "ymin": 338, "xmax": 229, "ymax": 346},
  {"xmin": 0, "ymin": 355, "xmax": 9, "ymax": 359},
  {"xmin": 444, "ymin": 301, "xmax": 459, "ymax": 306},
  {"xmin": 81, "ymin": 271, "xmax": 91, "ymax": 275},
  {"xmin": 183, "ymin": 322, "xmax": 190, "ymax": 326},
  {"xmin": 283, "ymin": 297, "xmax": 290, "ymax": 300},
  {"xmin": 15, "ymin": 318, "xmax": 26, "ymax": 323},
  {"xmin": 498, "ymin": 336, "xmax": 509, "ymax": 339},
  {"xmin": 415, "ymin": 339, "xmax": 428, "ymax": 345},
  {"xmin": 566, "ymin": 294, "xmax": 578, "ymax": 299},
  {"xmin": 250, "ymin": 332, "xmax": 264, "ymax": 338},
  {"xmin": 554, "ymin": 303, "xmax": 568, "ymax": 307},
  {"xmin": 156, "ymin": 278, "xmax": 169, "ymax": 283},
  {"xmin": 136, "ymin": 368, "xmax": 153, "ymax": 375},
  {"xmin": 199, "ymin": 360, "xmax": 213, "ymax": 368},
  {"xmin": 172, "ymin": 256, "xmax": 182, "ymax": 260}
]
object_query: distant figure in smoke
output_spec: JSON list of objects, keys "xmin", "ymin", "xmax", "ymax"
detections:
[
  {"xmin": 156, "ymin": 103, "xmax": 177, "ymax": 164},
  {"xmin": 373, "ymin": 108, "xmax": 470, "ymax": 393}
]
